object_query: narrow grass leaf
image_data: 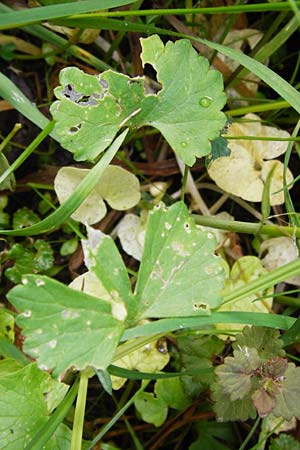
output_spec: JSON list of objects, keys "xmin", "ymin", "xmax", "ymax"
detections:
[
  {"xmin": 0, "ymin": 129, "xmax": 128, "ymax": 236},
  {"xmin": 0, "ymin": 0, "xmax": 137, "ymax": 30}
]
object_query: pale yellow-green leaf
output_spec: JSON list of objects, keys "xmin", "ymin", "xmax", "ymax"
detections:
[
  {"xmin": 54, "ymin": 167, "xmax": 106, "ymax": 224},
  {"xmin": 117, "ymin": 213, "xmax": 146, "ymax": 261},
  {"xmin": 69, "ymin": 271, "xmax": 111, "ymax": 301},
  {"xmin": 260, "ymin": 237, "xmax": 300, "ymax": 286},
  {"xmin": 216, "ymin": 256, "xmax": 273, "ymax": 336},
  {"xmin": 97, "ymin": 165, "xmax": 140, "ymax": 210},
  {"xmin": 208, "ymin": 114, "xmax": 293, "ymax": 205},
  {"xmin": 111, "ymin": 339, "xmax": 169, "ymax": 390},
  {"xmin": 54, "ymin": 165, "xmax": 141, "ymax": 224},
  {"xmin": 219, "ymin": 30, "xmax": 263, "ymax": 96}
]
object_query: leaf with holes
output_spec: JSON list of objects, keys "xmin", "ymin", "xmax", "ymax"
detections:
[
  {"xmin": 7, "ymin": 276, "xmax": 124, "ymax": 378},
  {"xmin": 134, "ymin": 202, "xmax": 225, "ymax": 319},
  {"xmin": 50, "ymin": 35, "xmax": 226, "ymax": 165}
]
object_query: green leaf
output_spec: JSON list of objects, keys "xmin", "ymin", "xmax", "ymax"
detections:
[
  {"xmin": 154, "ymin": 376, "xmax": 190, "ymax": 410},
  {"xmin": 272, "ymin": 363, "xmax": 300, "ymax": 420},
  {"xmin": 5, "ymin": 244, "xmax": 36, "ymax": 284},
  {"xmin": 82, "ymin": 227, "xmax": 136, "ymax": 324},
  {"xmin": 234, "ymin": 326, "xmax": 286, "ymax": 360},
  {"xmin": 174, "ymin": 334, "xmax": 224, "ymax": 397},
  {"xmin": 4, "ymin": 241, "xmax": 54, "ymax": 284},
  {"xmin": 134, "ymin": 202, "xmax": 225, "ymax": 318},
  {"xmin": 211, "ymin": 381, "xmax": 257, "ymax": 422},
  {"xmin": 0, "ymin": 362, "xmax": 68, "ymax": 449},
  {"xmin": 215, "ymin": 346, "xmax": 261, "ymax": 401},
  {"xmin": 12, "ymin": 207, "xmax": 40, "ymax": 229},
  {"xmin": 51, "ymin": 35, "xmax": 226, "ymax": 165},
  {"xmin": 270, "ymin": 434, "xmax": 300, "ymax": 450},
  {"xmin": 33, "ymin": 240, "xmax": 54, "ymax": 271},
  {"xmin": 189, "ymin": 420, "xmax": 235, "ymax": 450},
  {"xmin": 206, "ymin": 136, "xmax": 231, "ymax": 164},
  {"xmin": 7, "ymin": 275, "xmax": 124, "ymax": 377},
  {"xmin": 134, "ymin": 391, "xmax": 168, "ymax": 427},
  {"xmin": 0, "ymin": 310, "xmax": 14, "ymax": 342}
]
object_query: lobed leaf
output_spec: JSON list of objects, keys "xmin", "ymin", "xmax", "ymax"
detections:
[
  {"xmin": 0, "ymin": 361, "xmax": 68, "ymax": 449},
  {"xmin": 7, "ymin": 275, "xmax": 124, "ymax": 377},
  {"xmin": 134, "ymin": 202, "xmax": 225, "ymax": 318},
  {"xmin": 51, "ymin": 35, "xmax": 226, "ymax": 165}
]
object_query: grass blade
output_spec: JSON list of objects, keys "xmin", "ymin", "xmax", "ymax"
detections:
[
  {"xmin": 0, "ymin": 0, "xmax": 137, "ymax": 30},
  {"xmin": 0, "ymin": 129, "xmax": 128, "ymax": 236}
]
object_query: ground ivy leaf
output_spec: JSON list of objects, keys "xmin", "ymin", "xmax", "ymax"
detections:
[
  {"xmin": 215, "ymin": 346, "xmax": 261, "ymax": 401},
  {"xmin": 233, "ymin": 326, "xmax": 285, "ymax": 360},
  {"xmin": 174, "ymin": 334, "xmax": 224, "ymax": 397},
  {"xmin": 212, "ymin": 381, "xmax": 257, "ymax": 422},
  {"xmin": 273, "ymin": 363, "xmax": 300, "ymax": 420},
  {"xmin": 134, "ymin": 391, "xmax": 168, "ymax": 427},
  {"xmin": 0, "ymin": 362, "xmax": 68, "ymax": 449},
  {"xmin": 51, "ymin": 36, "xmax": 226, "ymax": 165},
  {"xmin": 134, "ymin": 202, "xmax": 225, "ymax": 319},
  {"xmin": 82, "ymin": 227, "xmax": 136, "ymax": 324},
  {"xmin": 270, "ymin": 433, "xmax": 300, "ymax": 450},
  {"xmin": 7, "ymin": 275, "xmax": 124, "ymax": 377}
]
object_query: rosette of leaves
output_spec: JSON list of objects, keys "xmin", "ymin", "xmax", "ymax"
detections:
[
  {"xmin": 54, "ymin": 165, "xmax": 141, "ymax": 225},
  {"xmin": 207, "ymin": 114, "xmax": 294, "ymax": 205},
  {"xmin": 50, "ymin": 35, "xmax": 226, "ymax": 166},
  {"xmin": 212, "ymin": 326, "xmax": 300, "ymax": 422}
]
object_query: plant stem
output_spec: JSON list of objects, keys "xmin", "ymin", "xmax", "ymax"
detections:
[
  {"xmin": 0, "ymin": 121, "xmax": 55, "ymax": 186},
  {"xmin": 85, "ymin": 380, "xmax": 150, "ymax": 450},
  {"xmin": 238, "ymin": 416, "xmax": 261, "ymax": 450},
  {"xmin": 192, "ymin": 214, "xmax": 300, "ymax": 238},
  {"xmin": 71, "ymin": 370, "xmax": 89, "ymax": 450}
]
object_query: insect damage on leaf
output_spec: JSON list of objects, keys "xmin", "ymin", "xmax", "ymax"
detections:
[{"xmin": 50, "ymin": 35, "xmax": 226, "ymax": 165}]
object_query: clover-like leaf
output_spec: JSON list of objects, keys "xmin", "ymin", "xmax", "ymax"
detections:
[
  {"xmin": 7, "ymin": 275, "xmax": 124, "ymax": 378},
  {"xmin": 0, "ymin": 361, "xmax": 68, "ymax": 449},
  {"xmin": 54, "ymin": 165, "xmax": 140, "ymax": 225},
  {"xmin": 208, "ymin": 114, "xmax": 294, "ymax": 205},
  {"xmin": 134, "ymin": 202, "xmax": 225, "ymax": 318},
  {"xmin": 154, "ymin": 376, "xmax": 190, "ymax": 410},
  {"xmin": 50, "ymin": 35, "xmax": 226, "ymax": 165}
]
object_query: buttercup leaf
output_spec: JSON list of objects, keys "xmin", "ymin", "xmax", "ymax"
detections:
[
  {"xmin": 7, "ymin": 275, "xmax": 124, "ymax": 378},
  {"xmin": 51, "ymin": 35, "xmax": 226, "ymax": 165},
  {"xmin": 0, "ymin": 362, "xmax": 68, "ymax": 449},
  {"xmin": 134, "ymin": 202, "xmax": 225, "ymax": 318}
]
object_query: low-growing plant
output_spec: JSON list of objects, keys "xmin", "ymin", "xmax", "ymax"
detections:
[{"xmin": 1, "ymin": 2, "xmax": 300, "ymax": 449}]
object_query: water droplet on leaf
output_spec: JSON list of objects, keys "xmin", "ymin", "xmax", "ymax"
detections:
[{"xmin": 199, "ymin": 96, "xmax": 212, "ymax": 107}]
